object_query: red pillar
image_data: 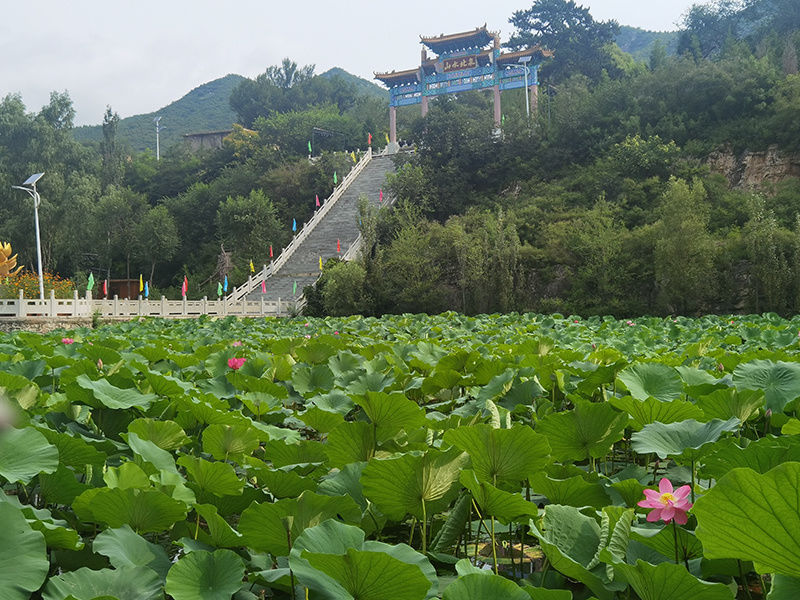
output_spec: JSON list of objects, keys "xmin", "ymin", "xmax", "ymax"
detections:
[
  {"xmin": 389, "ymin": 106, "xmax": 397, "ymax": 144},
  {"xmin": 421, "ymin": 95, "xmax": 429, "ymax": 117},
  {"xmin": 530, "ymin": 83, "xmax": 539, "ymax": 117},
  {"xmin": 493, "ymin": 85, "xmax": 501, "ymax": 128}
]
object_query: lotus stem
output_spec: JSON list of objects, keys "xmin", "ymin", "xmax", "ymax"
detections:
[
  {"xmin": 672, "ymin": 521, "xmax": 679, "ymax": 565},
  {"xmin": 491, "ymin": 515, "xmax": 498, "ymax": 575},
  {"xmin": 421, "ymin": 498, "xmax": 427, "ymax": 555},
  {"xmin": 738, "ymin": 560, "xmax": 753, "ymax": 600}
]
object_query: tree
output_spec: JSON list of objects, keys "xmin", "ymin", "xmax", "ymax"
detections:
[
  {"xmin": 216, "ymin": 189, "xmax": 283, "ymax": 263},
  {"xmin": 101, "ymin": 106, "xmax": 124, "ymax": 191},
  {"xmin": 507, "ymin": 0, "xmax": 620, "ymax": 82},
  {"xmin": 265, "ymin": 58, "xmax": 315, "ymax": 90},
  {"xmin": 134, "ymin": 205, "xmax": 179, "ymax": 283},
  {"xmin": 653, "ymin": 178, "xmax": 717, "ymax": 314},
  {"xmin": 93, "ymin": 186, "xmax": 148, "ymax": 282}
]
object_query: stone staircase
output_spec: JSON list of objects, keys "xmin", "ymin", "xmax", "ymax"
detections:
[{"xmin": 241, "ymin": 153, "xmax": 395, "ymax": 304}]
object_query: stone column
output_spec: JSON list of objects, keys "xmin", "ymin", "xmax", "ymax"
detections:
[
  {"xmin": 389, "ymin": 105, "xmax": 397, "ymax": 144},
  {"xmin": 493, "ymin": 85, "xmax": 502, "ymax": 128},
  {"xmin": 421, "ymin": 95, "xmax": 429, "ymax": 117}
]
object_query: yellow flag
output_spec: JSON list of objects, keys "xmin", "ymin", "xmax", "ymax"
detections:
[
  {"xmin": 351, "ymin": 151, "xmax": 356, "ymax": 163},
  {"xmin": 385, "ymin": 133, "xmax": 390, "ymax": 144},
  {"xmin": 139, "ymin": 274, "xmax": 143, "ymax": 292},
  {"xmin": 249, "ymin": 259, "xmax": 255, "ymax": 273},
  {"xmin": 319, "ymin": 256, "xmax": 323, "ymax": 270}
]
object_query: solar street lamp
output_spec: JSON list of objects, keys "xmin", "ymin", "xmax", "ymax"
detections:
[
  {"xmin": 154, "ymin": 116, "xmax": 163, "ymax": 160},
  {"xmin": 11, "ymin": 172, "xmax": 46, "ymax": 300},
  {"xmin": 519, "ymin": 56, "xmax": 532, "ymax": 120}
]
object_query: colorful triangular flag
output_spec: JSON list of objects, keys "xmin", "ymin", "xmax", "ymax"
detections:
[
  {"xmin": 139, "ymin": 274, "xmax": 143, "ymax": 293},
  {"xmin": 217, "ymin": 281, "xmax": 222, "ymax": 297},
  {"xmin": 368, "ymin": 132, "xmax": 372, "ymax": 146},
  {"xmin": 223, "ymin": 275, "xmax": 228, "ymax": 293},
  {"xmin": 249, "ymin": 259, "xmax": 255, "ymax": 273},
  {"xmin": 103, "ymin": 279, "xmax": 107, "ymax": 296},
  {"xmin": 351, "ymin": 151, "xmax": 356, "ymax": 163},
  {"xmin": 379, "ymin": 189, "xmax": 383, "ymax": 203},
  {"xmin": 292, "ymin": 280, "xmax": 297, "ymax": 295},
  {"xmin": 261, "ymin": 279, "xmax": 266, "ymax": 294},
  {"xmin": 292, "ymin": 218, "xmax": 297, "ymax": 232},
  {"xmin": 181, "ymin": 275, "xmax": 188, "ymax": 298},
  {"xmin": 308, "ymin": 140, "xmax": 312, "ymax": 154},
  {"xmin": 319, "ymin": 256, "xmax": 323, "ymax": 270},
  {"xmin": 337, "ymin": 238, "xmax": 340, "ymax": 253},
  {"xmin": 333, "ymin": 171, "xmax": 338, "ymax": 185},
  {"xmin": 87, "ymin": 272, "xmax": 94, "ymax": 291},
  {"xmin": 385, "ymin": 132, "xmax": 390, "ymax": 144},
  {"xmin": 315, "ymin": 194, "xmax": 320, "ymax": 207},
  {"xmin": 269, "ymin": 245, "xmax": 273, "ymax": 258},
  {"xmin": 144, "ymin": 280, "xmax": 149, "ymax": 298}
]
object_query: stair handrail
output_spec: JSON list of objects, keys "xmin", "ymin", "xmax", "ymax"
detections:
[{"xmin": 227, "ymin": 147, "xmax": 373, "ymax": 303}]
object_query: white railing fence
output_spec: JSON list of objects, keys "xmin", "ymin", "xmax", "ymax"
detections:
[
  {"xmin": 227, "ymin": 147, "xmax": 373, "ymax": 303},
  {"xmin": 0, "ymin": 289, "xmax": 299, "ymax": 319}
]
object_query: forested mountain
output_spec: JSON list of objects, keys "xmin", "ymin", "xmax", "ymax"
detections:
[
  {"xmin": 3, "ymin": 0, "xmax": 800, "ymax": 318},
  {"xmin": 72, "ymin": 74, "xmax": 245, "ymax": 153},
  {"xmin": 615, "ymin": 26, "xmax": 679, "ymax": 61}
]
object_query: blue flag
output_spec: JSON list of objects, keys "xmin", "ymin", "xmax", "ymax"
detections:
[
  {"xmin": 292, "ymin": 218, "xmax": 297, "ymax": 232},
  {"xmin": 144, "ymin": 281, "xmax": 149, "ymax": 298},
  {"xmin": 223, "ymin": 275, "xmax": 228, "ymax": 292}
]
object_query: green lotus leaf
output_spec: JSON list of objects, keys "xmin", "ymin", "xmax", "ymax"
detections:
[
  {"xmin": 530, "ymin": 472, "xmax": 612, "ymax": 509},
  {"xmin": 250, "ymin": 464, "xmax": 316, "ymax": 499},
  {"xmin": 352, "ymin": 391, "xmax": 427, "ymax": 441},
  {"xmin": 143, "ymin": 370, "xmax": 192, "ymax": 398},
  {"xmin": 298, "ymin": 406, "xmax": 346, "ymax": 433},
  {"xmin": 292, "ymin": 364, "xmax": 335, "ymax": 396},
  {"xmin": 93, "ymin": 524, "xmax": 172, "ymax": 578},
  {"xmin": 362, "ymin": 448, "xmax": 468, "ymax": 520},
  {"xmin": 694, "ymin": 462, "xmax": 800, "ymax": 576},
  {"xmin": 520, "ymin": 585, "xmax": 573, "ymax": 600},
  {"xmin": 536, "ymin": 401, "xmax": 628, "ymax": 463},
  {"xmin": 73, "ymin": 487, "xmax": 188, "ymax": 533},
  {"xmin": 263, "ymin": 439, "xmax": 327, "ymax": 469},
  {"xmin": 295, "ymin": 341, "xmax": 338, "ymax": 365},
  {"xmin": 444, "ymin": 423, "xmax": 550, "ymax": 485},
  {"xmin": 127, "ymin": 418, "xmax": 190, "ymax": 450},
  {"xmin": 202, "ymin": 422, "xmax": 260, "ymax": 460},
  {"xmin": 609, "ymin": 395, "xmax": 705, "ymax": 430},
  {"xmin": 317, "ymin": 462, "xmax": 368, "ymax": 511},
  {"xmin": 36, "ymin": 427, "xmax": 107, "ymax": 469},
  {"xmin": 631, "ymin": 418, "xmax": 740, "ymax": 461},
  {"xmin": 124, "ymin": 431, "xmax": 180, "ymax": 475},
  {"xmin": 104, "ymin": 461, "xmax": 150, "ymax": 489},
  {"xmin": 39, "ymin": 464, "xmax": 89, "ymax": 505},
  {"xmin": 696, "ymin": 388, "xmax": 764, "ymax": 423},
  {"xmin": 528, "ymin": 504, "xmax": 615, "ymax": 600},
  {"xmin": 301, "ymin": 547, "xmax": 431, "ymax": 600},
  {"xmin": 177, "ymin": 455, "xmax": 243, "ymax": 496},
  {"xmin": 325, "ymin": 421, "xmax": 376, "ymax": 468},
  {"xmin": 613, "ymin": 560, "xmax": 734, "ymax": 600},
  {"xmin": 616, "ymin": 363, "xmax": 683, "ymax": 402},
  {"xmin": 460, "ymin": 470, "xmax": 538, "ymax": 524},
  {"xmin": 733, "ymin": 359, "xmax": 800, "ymax": 412},
  {"xmin": 193, "ymin": 503, "xmax": 244, "ymax": 548},
  {"xmin": 0, "ymin": 426, "xmax": 58, "ymax": 484},
  {"xmin": 0, "ymin": 502, "xmax": 49, "ymax": 600},
  {"xmin": 442, "ymin": 572, "xmax": 530, "ymax": 599},
  {"xmin": 75, "ymin": 374, "xmax": 158, "ymax": 410},
  {"xmin": 768, "ymin": 574, "xmax": 800, "ymax": 600},
  {"xmin": 700, "ymin": 436, "xmax": 800, "ymax": 480},
  {"xmin": 44, "ymin": 566, "xmax": 162, "ymax": 600},
  {"xmin": 165, "ymin": 549, "xmax": 245, "ymax": 600}
]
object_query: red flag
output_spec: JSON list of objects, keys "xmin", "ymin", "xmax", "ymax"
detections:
[
  {"xmin": 103, "ymin": 279, "xmax": 107, "ymax": 296},
  {"xmin": 181, "ymin": 275, "xmax": 188, "ymax": 298},
  {"xmin": 269, "ymin": 245, "xmax": 273, "ymax": 258},
  {"xmin": 379, "ymin": 189, "xmax": 383, "ymax": 203},
  {"xmin": 337, "ymin": 239, "xmax": 341, "ymax": 253},
  {"xmin": 261, "ymin": 279, "xmax": 266, "ymax": 293},
  {"xmin": 368, "ymin": 132, "xmax": 372, "ymax": 146},
  {"xmin": 315, "ymin": 194, "xmax": 320, "ymax": 207}
]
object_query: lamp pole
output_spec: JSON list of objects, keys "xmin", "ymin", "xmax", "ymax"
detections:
[
  {"xmin": 11, "ymin": 172, "xmax": 46, "ymax": 300},
  {"xmin": 154, "ymin": 116, "xmax": 163, "ymax": 161},
  {"xmin": 519, "ymin": 56, "xmax": 532, "ymax": 120}
]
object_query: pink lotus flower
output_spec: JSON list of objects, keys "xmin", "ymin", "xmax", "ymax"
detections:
[
  {"xmin": 638, "ymin": 478, "xmax": 692, "ymax": 524},
  {"xmin": 227, "ymin": 357, "xmax": 246, "ymax": 370},
  {"xmin": 61, "ymin": 338, "xmax": 74, "ymax": 345},
  {"xmin": 231, "ymin": 341, "xmax": 242, "ymax": 347},
  {"xmin": 334, "ymin": 331, "xmax": 339, "ymax": 335}
]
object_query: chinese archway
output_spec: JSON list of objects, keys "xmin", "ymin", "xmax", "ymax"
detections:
[{"xmin": 375, "ymin": 24, "xmax": 552, "ymax": 143}]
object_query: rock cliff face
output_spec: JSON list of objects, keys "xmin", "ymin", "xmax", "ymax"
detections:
[{"xmin": 707, "ymin": 145, "xmax": 800, "ymax": 188}]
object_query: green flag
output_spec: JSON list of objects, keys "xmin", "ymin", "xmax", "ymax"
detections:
[
  {"xmin": 333, "ymin": 171, "xmax": 338, "ymax": 185},
  {"xmin": 217, "ymin": 281, "xmax": 222, "ymax": 296},
  {"xmin": 308, "ymin": 140, "xmax": 312, "ymax": 154},
  {"xmin": 293, "ymin": 280, "xmax": 297, "ymax": 295},
  {"xmin": 87, "ymin": 272, "xmax": 94, "ymax": 291}
]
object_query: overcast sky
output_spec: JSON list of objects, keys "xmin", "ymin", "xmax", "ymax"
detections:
[{"xmin": 1, "ymin": 1, "xmax": 698, "ymax": 126}]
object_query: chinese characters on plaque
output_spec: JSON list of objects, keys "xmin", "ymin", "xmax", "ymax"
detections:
[{"xmin": 442, "ymin": 56, "xmax": 478, "ymax": 73}]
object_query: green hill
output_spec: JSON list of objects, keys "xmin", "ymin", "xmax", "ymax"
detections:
[
  {"xmin": 72, "ymin": 74, "xmax": 245, "ymax": 153},
  {"xmin": 318, "ymin": 67, "xmax": 389, "ymax": 100},
  {"xmin": 615, "ymin": 26, "xmax": 679, "ymax": 61}
]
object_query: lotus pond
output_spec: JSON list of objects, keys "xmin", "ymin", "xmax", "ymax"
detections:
[{"xmin": 3, "ymin": 312, "xmax": 800, "ymax": 599}]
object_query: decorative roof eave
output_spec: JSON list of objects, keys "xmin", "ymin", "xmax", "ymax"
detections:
[
  {"xmin": 495, "ymin": 46, "xmax": 554, "ymax": 67},
  {"xmin": 420, "ymin": 24, "xmax": 495, "ymax": 53},
  {"xmin": 374, "ymin": 68, "xmax": 420, "ymax": 86}
]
